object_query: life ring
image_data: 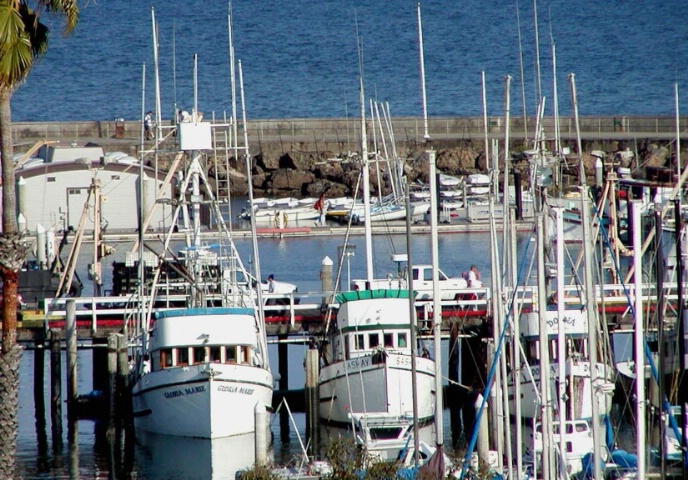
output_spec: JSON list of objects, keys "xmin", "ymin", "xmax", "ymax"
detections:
[{"xmin": 274, "ymin": 210, "xmax": 288, "ymax": 229}]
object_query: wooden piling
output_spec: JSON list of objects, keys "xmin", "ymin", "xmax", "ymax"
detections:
[
  {"xmin": 116, "ymin": 334, "xmax": 131, "ymax": 424},
  {"xmin": 448, "ymin": 322, "xmax": 463, "ymax": 446},
  {"xmin": 33, "ymin": 330, "xmax": 48, "ymax": 456},
  {"xmin": 65, "ymin": 299, "xmax": 78, "ymax": 420},
  {"xmin": 107, "ymin": 334, "xmax": 118, "ymax": 424},
  {"xmin": 320, "ymin": 256, "xmax": 332, "ymax": 306},
  {"xmin": 278, "ymin": 335, "xmax": 290, "ymax": 444},
  {"xmin": 304, "ymin": 348, "xmax": 320, "ymax": 456},
  {"xmin": 92, "ymin": 336, "xmax": 108, "ymax": 393},
  {"xmin": 49, "ymin": 328, "xmax": 63, "ymax": 449}
]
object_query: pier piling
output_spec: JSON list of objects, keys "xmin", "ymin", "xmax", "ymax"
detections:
[
  {"xmin": 116, "ymin": 334, "xmax": 131, "ymax": 426},
  {"xmin": 304, "ymin": 347, "xmax": 320, "ymax": 457},
  {"xmin": 254, "ymin": 403, "xmax": 269, "ymax": 465},
  {"xmin": 49, "ymin": 328, "xmax": 63, "ymax": 451},
  {"xmin": 278, "ymin": 335, "xmax": 290, "ymax": 444},
  {"xmin": 107, "ymin": 334, "xmax": 118, "ymax": 424},
  {"xmin": 66, "ymin": 299, "xmax": 78, "ymax": 420},
  {"xmin": 320, "ymin": 256, "xmax": 333, "ymax": 306}
]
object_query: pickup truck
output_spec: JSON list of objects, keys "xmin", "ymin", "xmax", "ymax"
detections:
[{"xmin": 350, "ymin": 264, "xmax": 471, "ymax": 301}]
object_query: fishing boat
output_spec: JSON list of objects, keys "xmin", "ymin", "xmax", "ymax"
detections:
[
  {"xmin": 131, "ymin": 113, "xmax": 273, "ymax": 439},
  {"xmin": 318, "ymin": 289, "xmax": 435, "ymax": 427}
]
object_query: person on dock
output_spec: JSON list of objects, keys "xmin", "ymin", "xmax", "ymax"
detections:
[
  {"xmin": 466, "ymin": 264, "xmax": 482, "ymax": 288},
  {"xmin": 144, "ymin": 111, "xmax": 153, "ymax": 140}
]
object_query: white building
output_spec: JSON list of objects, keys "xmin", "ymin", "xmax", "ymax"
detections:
[{"xmin": 13, "ymin": 143, "xmax": 174, "ymax": 233}]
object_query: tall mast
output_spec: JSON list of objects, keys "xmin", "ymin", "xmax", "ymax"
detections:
[
  {"xmin": 570, "ymin": 72, "xmax": 603, "ymax": 480},
  {"xmin": 555, "ymin": 207, "xmax": 568, "ymax": 473},
  {"xmin": 533, "ymin": 0, "xmax": 542, "ymax": 105},
  {"xmin": 151, "ymin": 7, "xmax": 162, "ymax": 143},
  {"xmin": 481, "ymin": 71, "xmax": 491, "ymax": 176},
  {"xmin": 228, "ymin": 2, "xmax": 239, "ymax": 163},
  {"xmin": 356, "ymin": 31, "xmax": 373, "ymax": 283},
  {"xmin": 631, "ymin": 201, "xmax": 646, "ymax": 477},
  {"xmin": 515, "ymin": 1, "xmax": 529, "ymax": 142},
  {"xmin": 417, "ymin": 3, "xmax": 429, "ymax": 140},
  {"xmin": 429, "ymin": 149, "xmax": 443, "ymax": 449}
]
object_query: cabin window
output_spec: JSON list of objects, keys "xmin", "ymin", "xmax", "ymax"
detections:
[
  {"xmin": 225, "ymin": 346, "xmax": 237, "ymax": 363},
  {"xmin": 412, "ymin": 269, "xmax": 420, "ymax": 281},
  {"xmin": 384, "ymin": 333, "xmax": 393, "ymax": 348},
  {"xmin": 238, "ymin": 346, "xmax": 249, "ymax": 364},
  {"xmin": 47, "ymin": 177, "xmax": 56, "ymax": 183},
  {"xmin": 68, "ymin": 188, "xmax": 81, "ymax": 195},
  {"xmin": 345, "ymin": 339, "xmax": 350, "ymax": 359},
  {"xmin": 194, "ymin": 347, "xmax": 206, "ymax": 364},
  {"xmin": 567, "ymin": 442, "xmax": 573, "ymax": 453},
  {"xmin": 177, "ymin": 347, "xmax": 189, "ymax": 366},
  {"xmin": 355, "ymin": 334, "xmax": 365, "ymax": 350},
  {"xmin": 111, "ymin": 175, "xmax": 120, "ymax": 180},
  {"xmin": 209, "ymin": 346, "xmax": 222, "ymax": 363},
  {"xmin": 397, "ymin": 333, "xmax": 407, "ymax": 348},
  {"xmin": 424, "ymin": 269, "xmax": 433, "ymax": 281},
  {"xmin": 161, "ymin": 349, "xmax": 173, "ymax": 368},
  {"xmin": 369, "ymin": 333, "xmax": 380, "ymax": 349}
]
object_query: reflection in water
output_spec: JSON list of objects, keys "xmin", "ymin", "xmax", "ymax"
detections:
[{"xmin": 134, "ymin": 431, "xmax": 266, "ymax": 479}]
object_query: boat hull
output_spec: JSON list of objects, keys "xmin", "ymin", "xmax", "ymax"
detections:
[
  {"xmin": 133, "ymin": 363, "xmax": 273, "ymax": 439},
  {"xmin": 319, "ymin": 353, "xmax": 435, "ymax": 426}
]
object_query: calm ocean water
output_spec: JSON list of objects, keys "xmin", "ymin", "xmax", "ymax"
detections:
[{"xmin": 12, "ymin": 0, "xmax": 688, "ymax": 123}]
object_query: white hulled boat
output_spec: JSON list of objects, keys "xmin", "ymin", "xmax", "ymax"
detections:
[
  {"xmin": 133, "ymin": 307, "xmax": 272, "ymax": 438},
  {"xmin": 508, "ymin": 307, "xmax": 614, "ymax": 421},
  {"xmin": 319, "ymin": 289, "xmax": 435, "ymax": 427},
  {"xmin": 131, "ymin": 113, "xmax": 273, "ymax": 439}
]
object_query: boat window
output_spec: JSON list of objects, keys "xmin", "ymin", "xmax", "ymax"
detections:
[
  {"xmin": 575, "ymin": 423, "xmax": 587, "ymax": 433},
  {"xmin": 397, "ymin": 333, "xmax": 407, "ymax": 348},
  {"xmin": 161, "ymin": 349, "xmax": 173, "ymax": 368},
  {"xmin": 177, "ymin": 347, "xmax": 189, "ymax": 366},
  {"xmin": 567, "ymin": 442, "xmax": 573, "ymax": 453},
  {"xmin": 238, "ymin": 346, "xmax": 248, "ymax": 364},
  {"xmin": 424, "ymin": 269, "xmax": 432, "ymax": 281},
  {"xmin": 226, "ymin": 346, "xmax": 237, "ymax": 363},
  {"xmin": 369, "ymin": 427, "xmax": 404, "ymax": 440},
  {"xmin": 384, "ymin": 333, "xmax": 393, "ymax": 348},
  {"xmin": 356, "ymin": 334, "xmax": 365, "ymax": 350},
  {"xmin": 412, "ymin": 269, "xmax": 420, "ymax": 281},
  {"xmin": 194, "ymin": 347, "xmax": 206, "ymax": 364},
  {"xmin": 345, "ymin": 338, "xmax": 350, "ymax": 359},
  {"xmin": 369, "ymin": 333, "xmax": 380, "ymax": 349},
  {"xmin": 209, "ymin": 346, "xmax": 221, "ymax": 363}
]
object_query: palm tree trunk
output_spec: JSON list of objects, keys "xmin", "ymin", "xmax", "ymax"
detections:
[
  {"xmin": 0, "ymin": 85, "xmax": 29, "ymax": 480},
  {"xmin": 0, "ymin": 344, "xmax": 21, "ymax": 477}
]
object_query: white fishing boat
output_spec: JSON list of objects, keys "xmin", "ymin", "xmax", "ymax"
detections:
[
  {"xmin": 131, "ymin": 108, "xmax": 273, "ymax": 438},
  {"xmin": 319, "ymin": 289, "xmax": 435, "ymax": 427},
  {"xmin": 507, "ymin": 307, "xmax": 614, "ymax": 421}
]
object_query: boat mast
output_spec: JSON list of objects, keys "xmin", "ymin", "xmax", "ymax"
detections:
[
  {"xmin": 554, "ymin": 207, "xmax": 568, "ymax": 474},
  {"xmin": 481, "ymin": 71, "xmax": 491, "ymax": 176},
  {"xmin": 355, "ymin": 30, "xmax": 373, "ymax": 284},
  {"xmin": 417, "ymin": 3, "xmax": 429, "ymax": 140},
  {"xmin": 515, "ymin": 1, "xmax": 529, "ymax": 142},
  {"xmin": 631, "ymin": 201, "xmax": 646, "ymax": 478},
  {"xmin": 502, "ymin": 75, "xmax": 512, "ymax": 275},
  {"xmin": 533, "ymin": 0, "xmax": 542, "ymax": 107},
  {"xmin": 239, "ymin": 59, "xmax": 270, "ymax": 369},
  {"xmin": 570, "ymin": 72, "xmax": 603, "ymax": 480},
  {"xmin": 228, "ymin": 2, "xmax": 239, "ymax": 168},
  {"xmin": 151, "ymin": 7, "xmax": 162, "ymax": 144}
]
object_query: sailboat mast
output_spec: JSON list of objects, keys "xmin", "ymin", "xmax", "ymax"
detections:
[
  {"xmin": 515, "ymin": 1, "xmax": 529, "ymax": 142},
  {"xmin": 481, "ymin": 71, "xmax": 490, "ymax": 175},
  {"xmin": 570, "ymin": 72, "xmax": 603, "ymax": 480},
  {"xmin": 533, "ymin": 0, "xmax": 542, "ymax": 105},
  {"xmin": 239, "ymin": 59, "xmax": 270, "ymax": 369},
  {"xmin": 536, "ymin": 214, "xmax": 554, "ymax": 480},
  {"xmin": 228, "ymin": 3, "xmax": 239, "ymax": 165},
  {"xmin": 356, "ymin": 34, "xmax": 373, "ymax": 284},
  {"xmin": 429, "ymin": 148, "xmax": 443, "ymax": 447},
  {"xmin": 151, "ymin": 7, "xmax": 162, "ymax": 143},
  {"xmin": 555, "ymin": 207, "xmax": 568, "ymax": 472},
  {"xmin": 631, "ymin": 201, "xmax": 646, "ymax": 477},
  {"xmin": 417, "ymin": 3, "xmax": 429, "ymax": 140}
]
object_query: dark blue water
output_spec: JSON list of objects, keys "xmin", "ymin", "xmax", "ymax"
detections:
[{"xmin": 12, "ymin": 0, "xmax": 688, "ymax": 122}]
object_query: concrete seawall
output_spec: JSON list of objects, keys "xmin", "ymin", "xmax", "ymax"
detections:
[{"xmin": 12, "ymin": 115, "xmax": 686, "ymax": 156}]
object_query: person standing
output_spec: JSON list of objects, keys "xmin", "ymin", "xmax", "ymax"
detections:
[
  {"xmin": 144, "ymin": 111, "xmax": 153, "ymax": 140},
  {"xmin": 467, "ymin": 264, "xmax": 482, "ymax": 288}
]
